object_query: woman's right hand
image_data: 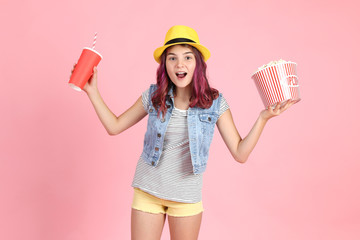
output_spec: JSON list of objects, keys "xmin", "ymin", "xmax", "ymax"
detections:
[{"xmin": 70, "ymin": 63, "xmax": 98, "ymax": 95}]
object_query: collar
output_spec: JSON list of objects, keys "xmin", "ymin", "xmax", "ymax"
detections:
[
  {"xmin": 167, "ymin": 85, "xmax": 196, "ymax": 112},
  {"xmin": 168, "ymin": 85, "xmax": 175, "ymax": 98}
]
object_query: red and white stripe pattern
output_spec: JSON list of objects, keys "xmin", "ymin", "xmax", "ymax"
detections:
[
  {"xmin": 92, "ymin": 32, "xmax": 97, "ymax": 49},
  {"xmin": 251, "ymin": 62, "xmax": 300, "ymax": 108}
]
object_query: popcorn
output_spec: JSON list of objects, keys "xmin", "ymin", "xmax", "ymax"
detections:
[
  {"xmin": 251, "ymin": 60, "xmax": 301, "ymax": 108},
  {"xmin": 254, "ymin": 59, "xmax": 288, "ymax": 74}
]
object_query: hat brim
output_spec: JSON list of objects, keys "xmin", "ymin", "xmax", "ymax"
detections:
[{"xmin": 153, "ymin": 42, "xmax": 211, "ymax": 63}]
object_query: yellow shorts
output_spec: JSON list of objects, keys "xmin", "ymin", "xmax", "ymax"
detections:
[{"xmin": 131, "ymin": 188, "xmax": 204, "ymax": 217}]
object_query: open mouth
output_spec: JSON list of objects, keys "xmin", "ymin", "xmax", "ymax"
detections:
[{"xmin": 175, "ymin": 71, "xmax": 187, "ymax": 79}]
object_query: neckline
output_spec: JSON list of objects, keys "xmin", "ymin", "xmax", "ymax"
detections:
[{"xmin": 173, "ymin": 106, "xmax": 188, "ymax": 112}]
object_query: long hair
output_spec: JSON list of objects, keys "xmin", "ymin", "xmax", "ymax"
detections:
[{"xmin": 151, "ymin": 44, "xmax": 219, "ymax": 117}]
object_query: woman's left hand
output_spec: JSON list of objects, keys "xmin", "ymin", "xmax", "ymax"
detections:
[{"xmin": 260, "ymin": 99, "xmax": 297, "ymax": 121}]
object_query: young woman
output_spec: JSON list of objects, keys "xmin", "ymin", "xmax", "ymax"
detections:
[{"xmin": 70, "ymin": 25, "xmax": 296, "ymax": 240}]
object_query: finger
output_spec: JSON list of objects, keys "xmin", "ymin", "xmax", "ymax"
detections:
[
  {"xmin": 280, "ymin": 99, "xmax": 294, "ymax": 113},
  {"xmin": 274, "ymin": 102, "xmax": 281, "ymax": 112},
  {"xmin": 280, "ymin": 99, "xmax": 291, "ymax": 110},
  {"xmin": 71, "ymin": 63, "xmax": 77, "ymax": 73},
  {"xmin": 287, "ymin": 99, "xmax": 297, "ymax": 107},
  {"xmin": 92, "ymin": 66, "xmax": 97, "ymax": 78},
  {"xmin": 266, "ymin": 105, "xmax": 273, "ymax": 111},
  {"xmin": 286, "ymin": 100, "xmax": 296, "ymax": 108},
  {"xmin": 271, "ymin": 104, "xmax": 277, "ymax": 111},
  {"xmin": 291, "ymin": 99, "xmax": 299, "ymax": 104}
]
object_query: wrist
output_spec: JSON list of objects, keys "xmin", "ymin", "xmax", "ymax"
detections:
[
  {"xmin": 86, "ymin": 87, "xmax": 99, "ymax": 96},
  {"xmin": 258, "ymin": 113, "xmax": 269, "ymax": 124}
]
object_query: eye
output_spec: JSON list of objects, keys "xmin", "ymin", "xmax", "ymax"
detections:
[
  {"xmin": 168, "ymin": 57, "xmax": 176, "ymax": 61},
  {"xmin": 185, "ymin": 56, "xmax": 193, "ymax": 60}
]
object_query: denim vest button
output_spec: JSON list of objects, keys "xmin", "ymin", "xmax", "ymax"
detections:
[
  {"xmin": 149, "ymin": 108, "xmax": 153, "ymax": 113},
  {"xmin": 155, "ymin": 147, "xmax": 159, "ymax": 151},
  {"xmin": 157, "ymin": 133, "xmax": 161, "ymax": 138},
  {"xmin": 208, "ymin": 117, "xmax": 212, "ymax": 121},
  {"xmin": 151, "ymin": 161, "xmax": 155, "ymax": 166},
  {"xmin": 160, "ymin": 118, "xmax": 165, "ymax": 123}
]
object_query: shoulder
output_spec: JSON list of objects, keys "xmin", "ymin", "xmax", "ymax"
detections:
[
  {"xmin": 142, "ymin": 84, "xmax": 159, "ymax": 107},
  {"xmin": 212, "ymin": 92, "xmax": 224, "ymax": 105},
  {"xmin": 215, "ymin": 91, "xmax": 228, "ymax": 103},
  {"xmin": 142, "ymin": 84, "xmax": 155, "ymax": 98},
  {"xmin": 217, "ymin": 92, "xmax": 229, "ymax": 107},
  {"xmin": 212, "ymin": 92, "xmax": 230, "ymax": 117},
  {"xmin": 149, "ymin": 84, "xmax": 158, "ymax": 92}
]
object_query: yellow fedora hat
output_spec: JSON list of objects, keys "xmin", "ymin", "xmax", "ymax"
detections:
[{"xmin": 153, "ymin": 25, "xmax": 211, "ymax": 63}]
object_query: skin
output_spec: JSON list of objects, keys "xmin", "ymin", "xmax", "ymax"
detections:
[
  {"xmin": 70, "ymin": 44, "xmax": 296, "ymax": 239},
  {"xmin": 165, "ymin": 45, "xmax": 196, "ymax": 110}
]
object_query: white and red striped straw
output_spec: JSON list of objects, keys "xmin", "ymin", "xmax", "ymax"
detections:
[{"xmin": 92, "ymin": 32, "xmax": 97, "ymax": 49}]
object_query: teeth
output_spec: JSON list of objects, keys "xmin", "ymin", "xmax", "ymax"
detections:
[{"xmin": 176, "ymin": 72, "xmax": 187, "ymax": 77}]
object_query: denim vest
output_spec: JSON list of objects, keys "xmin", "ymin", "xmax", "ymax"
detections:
[{"xmin": 140, "ymin": 84, "xmax": 222, "ymax": 175}]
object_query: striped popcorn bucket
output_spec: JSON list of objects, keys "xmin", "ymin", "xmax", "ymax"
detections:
[{"xmin": 251, "ymin": 62, "xmax": 301, "ymax": 108}]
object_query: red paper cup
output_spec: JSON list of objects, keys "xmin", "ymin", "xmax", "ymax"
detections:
[
  {"xmin": 68, "ymin": 47, "xmax": 103, "ymax": 91},
  {"xmin": 251, "ymin": 62, "xmax": 301, "ymax": 108}
]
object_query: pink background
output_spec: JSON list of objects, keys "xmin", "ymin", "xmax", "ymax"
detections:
[{"xmin": 1, "ymin": 0, "xmax": 359, "ymax": 239}]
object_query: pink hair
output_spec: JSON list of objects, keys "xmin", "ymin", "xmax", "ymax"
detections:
[{"xmin": 151, "ymin": 44, "xmax": 219, "ymax": 118}]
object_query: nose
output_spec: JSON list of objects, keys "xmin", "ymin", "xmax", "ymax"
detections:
[{"xmin": 176, "ymin": 59, "xmax": 184, "ymax": 68}]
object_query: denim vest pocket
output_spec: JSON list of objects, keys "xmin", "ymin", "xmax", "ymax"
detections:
[
  {"xmin": 198, "ymin": 113, "xmax": 218, "ymax": 157},
  {"xmin": 199, "ymin": 113, "xmax": 217, "ymax": 128}
]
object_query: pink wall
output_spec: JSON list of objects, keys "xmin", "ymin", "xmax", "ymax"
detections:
[{"xmin": 1, "ymin": 0, "xmax": 359, "ymax": 239}]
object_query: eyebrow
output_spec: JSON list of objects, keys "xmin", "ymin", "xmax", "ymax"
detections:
[{"xmin": 167, "ymin": 52, "xmax": 194, "ymax": 56}]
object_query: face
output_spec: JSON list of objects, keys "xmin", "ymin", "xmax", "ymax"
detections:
[{"xmin": 165, "ymin": 44, "xmax": 196, "ymax": 90}]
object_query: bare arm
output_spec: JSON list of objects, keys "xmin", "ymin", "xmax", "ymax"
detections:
[
  {"xmin": 70, "ymin": 64, "xmax": 147, "ymax": 135},
  {"xmin": 87, "ymin": 90, "xmax": 147, "ymax": 135},
  {"xmin": 216, "ymin": 100, "xmax": 297, "ymax": 163}
]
